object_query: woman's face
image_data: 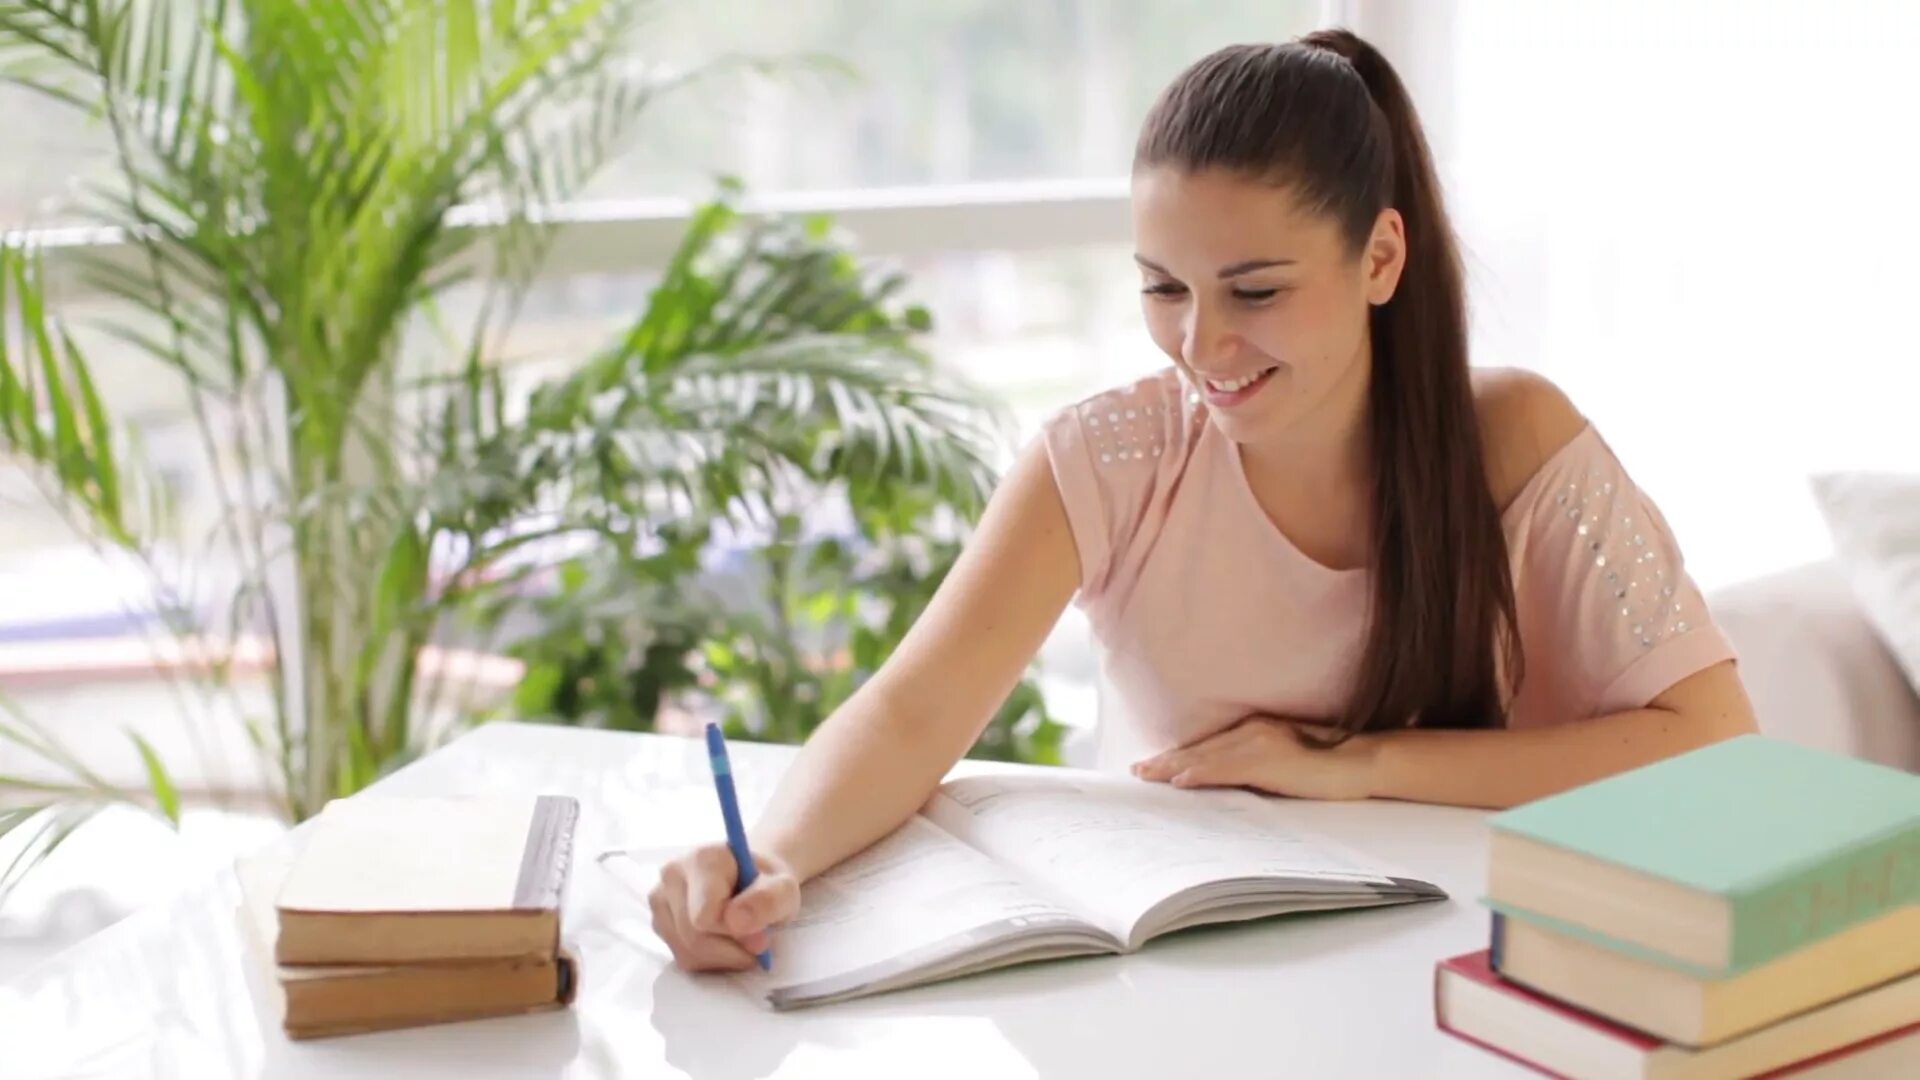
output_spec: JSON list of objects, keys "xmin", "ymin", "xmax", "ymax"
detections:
[{"xmin": 1130, "ymin": 167, "xmax": 1405, "ymax": 448}]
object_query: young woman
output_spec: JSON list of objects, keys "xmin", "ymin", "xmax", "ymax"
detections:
[{"xmin": 648, "ymin": 28, "xmax": 1756, "ymax": 973}]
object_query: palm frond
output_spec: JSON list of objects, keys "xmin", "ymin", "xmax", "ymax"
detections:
[
  {"xmin": 567, "ymin": 191, "xmax": 930, "ymax": 389},
  {"xmin": 0, "ymin": 2, "xmax": 97, "ymax": 107},
  {"xmin": 0, "ymin": 242, "xmax": 142, "ymax": 545},
  {"xmin": 0, "ymin": 694, "xmax": 123, "ymax": 904},
  {"xmin": 487, "ymin": 333, "xmax": 1001, "ymax": 548},
  {"xmin": 0, "ymin": 802, "xmax": 101, "ymax": 906},
  {"xmin": 0, "ymin": 709, "xmax": 113, "ymax": 792},
  {"xmin": 480, "ymin": 51, "xmax": 801, "ymax": 303},
  {"xmin": 508, "ymin": 193, "xmax": 1008, "ymax": 526},
  {"xmin": 661, "ymin": 337, "xmax": 1004, "ymax": 512}
]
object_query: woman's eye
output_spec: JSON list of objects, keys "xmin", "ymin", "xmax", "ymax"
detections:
[
  {"xmin": 1233, "ymin": 287, "xmax": 1282, "ymax": 302},
  {"xmin": 1140, "ymin": 282, "xmax": 1187, "ymax": 299}
]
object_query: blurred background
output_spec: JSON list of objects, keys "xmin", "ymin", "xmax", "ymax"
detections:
[{"xmin": 3, "ymin": 0, "xmax": 1917, "ymax": 973}]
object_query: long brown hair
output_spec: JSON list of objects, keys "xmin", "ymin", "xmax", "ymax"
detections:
[{"xmin": 1134, "ymin": 29, "xmax": 1522, "ymax": 736}]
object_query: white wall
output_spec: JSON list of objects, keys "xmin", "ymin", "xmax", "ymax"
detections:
[{"xmin": 1367, "ymin": 0, "xmax": 1920, "ymax": 589}]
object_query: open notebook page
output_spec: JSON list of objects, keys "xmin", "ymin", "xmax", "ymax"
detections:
[
  {"xmin": 725, "ymin": 814, "xmax": 1108, "ymax": 1005},
  {"xmin": 922, "ymin": 773, "xmax": 1404, "ymax": 945}
]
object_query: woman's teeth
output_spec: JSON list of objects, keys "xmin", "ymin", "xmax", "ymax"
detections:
[{"xmin": 1207, "ymin": 367, "xmax": 1274, "ymax": 393}]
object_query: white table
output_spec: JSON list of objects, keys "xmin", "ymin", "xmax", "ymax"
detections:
[{"xmin": 2, "ymin": 722, "xmax": 1532, "ymax": 1079}]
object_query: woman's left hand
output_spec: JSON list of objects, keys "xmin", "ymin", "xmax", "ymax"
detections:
[{"xmin": 1132, "ymin": 716, "xmax": 1379, "ymax": 801}]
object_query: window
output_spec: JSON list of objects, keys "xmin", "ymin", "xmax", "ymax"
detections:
[
  {"xmin": 589, "ymin": 1, "xmax": 1323, "ymax": 197},
  {"xmin": 2, "ymin": 5, "xmax": 1330, "ymax": 765}
]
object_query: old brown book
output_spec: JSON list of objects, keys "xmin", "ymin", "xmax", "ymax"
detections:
[
  {"xmin": 238, "ymin": 855, "xmax": 578, "ymax": 1040},
  {"xmin": 275, "ymin": 794, "xmax": 578, "ymax": 966}
]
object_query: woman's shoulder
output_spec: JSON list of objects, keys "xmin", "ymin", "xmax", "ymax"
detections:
[
  {"xmin": 1471, "ymin": 366, "xmax": 1592, "ymax": 514},
  {"xmin": 1040, "ymin": 367, "xmax": 1205, "ymax": 602},
  {"xmin": 1055, "ymin": 367, "xmax": 1190, "ymax": 422},
  {"xmin": 1045, "ymin": 367, "xmax": 1198, "ymax": 465}
]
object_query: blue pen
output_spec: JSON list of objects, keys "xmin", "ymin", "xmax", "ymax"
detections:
[{"xmin": 704, "ymin": 722, "xmax": 772, "ymax": 972}]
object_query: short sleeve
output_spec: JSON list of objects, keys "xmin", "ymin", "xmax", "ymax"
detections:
[
  {"xmin": 1505, "ymin": 426, "xmax": 1739, "ymax": 723},
  {"xmin": 1041, "ymin": 370, "xmax": 1192, "ymax": 608}
]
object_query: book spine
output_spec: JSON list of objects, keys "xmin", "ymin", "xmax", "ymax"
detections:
[{"xmin": 1731, "ymin": 825, "xmax": 1920, "ymax": 969}]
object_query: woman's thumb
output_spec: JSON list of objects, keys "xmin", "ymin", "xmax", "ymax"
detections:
[{"xmin": 723, "ymin": 869, "xmax": 799, "ymax": 940}]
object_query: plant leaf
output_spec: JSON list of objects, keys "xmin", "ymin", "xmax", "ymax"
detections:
[
  {"xmin": 0, "ymin": 244, "xmax": 143, "ymax": 546},
  {"xmin": 127, "ymin": 730, "xmax": 180, "ymax": 826},
  {"xmin": 0, "ymin": 801, "xmax": 101, "ymax": 906}
]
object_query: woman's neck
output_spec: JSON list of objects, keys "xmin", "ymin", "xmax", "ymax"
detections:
[
  {"xmin": 1240, "ymin": 341, "xmax": 1372, "ymax": 488},
  {"xmin": 1236, "ymin": 348, "xmax": 1374, "ymax": 568}
]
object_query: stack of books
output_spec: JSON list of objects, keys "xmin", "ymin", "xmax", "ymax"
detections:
[
  {"xmin": 1437, "ymin": 736, "xmax": 1920, "ymax": 1078},
  {"xmin": 236, "ymin": 794, "xmax": 581, "ymax": 1040}
]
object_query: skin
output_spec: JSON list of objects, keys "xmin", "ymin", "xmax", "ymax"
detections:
[{"xmin": 647, "ymin": 167, "xmax": 1759, "ymax": 974}]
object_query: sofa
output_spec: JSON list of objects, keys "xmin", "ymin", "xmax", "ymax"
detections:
[{"xmin": 1710, "ymin": 561, "xmax": 1920, "ymax": 771}]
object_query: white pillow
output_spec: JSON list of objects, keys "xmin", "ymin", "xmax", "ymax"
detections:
[{"xmin": 1810, "ymin": 472, "xmax": 1920, "ymax": 696}]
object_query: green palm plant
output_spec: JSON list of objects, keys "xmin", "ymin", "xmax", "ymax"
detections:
[
  {"xmin": 462, "ymin": 196, "xmax": 1063, "ymax": 762},
  {"xmin": 1, "ymin": 238, "xmax": 165, "ymax": 900},
  {"xmin": 0, "ymin": 0, "xmax": 1022, "ymax": 903}
]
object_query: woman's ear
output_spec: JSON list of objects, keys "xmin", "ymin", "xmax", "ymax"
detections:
[{"xmin": 1364, "ymin": 208, "xmax": 1406, "ymax": 306}]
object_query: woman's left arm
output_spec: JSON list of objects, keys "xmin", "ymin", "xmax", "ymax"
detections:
[
  {"xmin": 1133, "ymin": 660, "xmax": 1757, "ymax": 809},
  {"xmin": 1360, "ymin": 371, "xmax": 1760, "ymax": 808},
  {"xmin": 1137, "ymin": 369, "xmax": 1763, "ymax": 808},
  {"xmin": 1364, "ymin": 659, "xmax": 1756, "ymax": 808}
]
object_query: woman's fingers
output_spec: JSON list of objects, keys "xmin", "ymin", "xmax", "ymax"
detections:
[
  {"xmin": 650, "ymin": 847, "xmax": 767, "ymax": 972},
  {"xmin": 654, "ymin": 887, "xmax": 759, "ymax": 971},
  {"xmin": 685, "ymin": 845, "xmax": 739, "ymax": 935},
  {"xmin": 1134, "ymin": 720, "xmax": 1252, "ymax": 781}
]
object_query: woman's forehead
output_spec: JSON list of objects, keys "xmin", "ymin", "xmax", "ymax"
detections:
[{"xmin": 1132, "ymin": 168, "xmax": 1339, "ymax": 263}]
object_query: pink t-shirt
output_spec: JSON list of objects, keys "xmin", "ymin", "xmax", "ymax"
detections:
[{"xmin": 1042, "ymin": 368, "xmax": 1738, "ymax": 758}]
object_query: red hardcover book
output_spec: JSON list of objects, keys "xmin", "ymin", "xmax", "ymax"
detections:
[{"xmin": 1435, "ymin": 950, "xmax": 1920, "ymax": 1079}]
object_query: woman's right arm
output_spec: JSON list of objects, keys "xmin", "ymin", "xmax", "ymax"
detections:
[{"xmin": 649, "ymin": 439, "xmax": 1083, "ymax": 971}]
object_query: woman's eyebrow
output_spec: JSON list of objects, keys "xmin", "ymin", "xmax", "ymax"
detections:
[
  {"xmin": 1218, "ymin": 258, "xmax": 1297, "ymax": 278},
  {"xmin": 1132, "ymin": 255, "xmax": 1298, "ymax": 278}
]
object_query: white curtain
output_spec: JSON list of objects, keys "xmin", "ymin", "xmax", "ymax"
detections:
[{"xmin": 1363, "ymin": 0, "xmax": 1920, "ymax": 589}]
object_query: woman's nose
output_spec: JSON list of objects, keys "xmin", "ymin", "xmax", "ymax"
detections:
[{"xmin": 1181, "ymin": 303, "xmax": 1232, "ymax": 370}]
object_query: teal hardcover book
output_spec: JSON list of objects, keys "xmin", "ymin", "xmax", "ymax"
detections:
[{"xmin": 1486, "ymin": 735, "xmax": 1919, "ymax": 976}]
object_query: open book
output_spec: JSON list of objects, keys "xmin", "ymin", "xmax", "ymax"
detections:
[{"xmin": 600, "ymin": 771, "xmax": 1445, "ymax": 1009}]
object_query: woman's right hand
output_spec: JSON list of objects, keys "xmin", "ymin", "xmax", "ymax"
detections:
[{"xmin": 647, "ymin": 844, "xmax": 802, "ymax": 972}]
